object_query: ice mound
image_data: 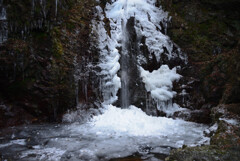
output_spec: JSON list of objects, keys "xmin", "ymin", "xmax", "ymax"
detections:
[{"xmin": 89, "ymin": 105, "xmax": 207, "ymax": 138}]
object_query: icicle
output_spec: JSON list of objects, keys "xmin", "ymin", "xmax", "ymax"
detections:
[
  {"xmin": 21, "ymin": 30, "xmax": 24, "ymax": 39},
  {"xmin": 73, "ymin": 55, "xmax": 81, "ymax": 106},
  {"xmin": 0, "ymin": 1, "xmax": 8, "ymax": 44},
  {"xmin": 145, "ymin": 92, "xmax": 149, "ymax": 113},
  {"xmin": 90, "ymin": 6, "xmax": 121, "ymax": 105},
  {"xmin": 75, "ymin": 84, "xmax": 79, "ymax": 105},
  {"xmin": 0, "ymin": 7, "xmax": 6, "ymax": 20},
  {"xmin": 91, "ymin": 0, "xmax": 187, "ymax": 112},
  {"xmin": 84, "ymin": 83, "xmax": 88, "ymax": 102},
  {"xmin": 31, "ymin": 0, "xmax": 35, "ymax": 16},
  {"xmin": 55, "ymin": 0, "xmax": 58, "ymax": 16},
  {"xmin": 13, "ymin": 62, "xmax": 16, "ymax": 80},
  {"xmin": 180, "ymin": 89, "xmax": 187, "ymax": 105},
  {"xmin": 40, "ymin": 0, "xmax": 46, "ymax": 20}
]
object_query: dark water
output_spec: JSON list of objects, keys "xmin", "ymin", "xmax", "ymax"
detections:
[{"xmin": 0, "ymin": 124, "xmax": 170, "ymax": 161}]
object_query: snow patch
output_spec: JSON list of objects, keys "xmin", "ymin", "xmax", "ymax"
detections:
[
  {"xmin": 220, "ymin": 118, "xmax": 239, "ymax": 126},
  {"xmin": 62, "ymin": 107, "xmax": 100, "ymax": 123}
]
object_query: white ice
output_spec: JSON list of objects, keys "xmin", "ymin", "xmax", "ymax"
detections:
[
  {"xmin": 140, "ymin": 65, "xmax": 181, "ymax": 111},
  {"xmin": 90, "ymin": 105, "xmax": 205, "ymax": 137},
  {"xmin": 91, "ymin": 6, "xmax": 121, "ymax": 104},
  {"xmin": 0, "ymin": 139, "xmax": 26, "ymax": 148},
  {"xmin": 0, "ymin": 105, "xmax": 209, "ymax": 160},
  {"xmin": 219, "ymin": 118, "xmax": 239, "ymax": 126},
  {"xmin": 105, "ymin": 0, "xmax": 182, "ymax": 62},
  {"xmin": 92, "ymin": 0, "xmax": 186, "ymax": 105},
  {"xmin": 20, "ymin": 147, "xmax": 66, "ymax": 161},
  {"xmin": 66, "ymin": 105, "xmax": 208, "ymax": 159}
]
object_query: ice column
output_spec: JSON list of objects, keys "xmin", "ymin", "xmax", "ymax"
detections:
[{"xmin": 0, "ymin": 0, "xmax": 8, "ymax": 44}]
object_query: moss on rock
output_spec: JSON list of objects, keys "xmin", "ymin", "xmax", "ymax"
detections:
[
  {"xmin": 0, "ymin": 0, "xmax": 98, "ymax": 124},
  {"xmin": 167, "ymin": 104, "xmax": 240, "ymax": 161},
  {"xmin": 161, "ymin": 0, "xmax": 240, "ymax": 108},
  {"xmin": 161, "ymin": 0, "xmax": 240, "ymax": 160}
]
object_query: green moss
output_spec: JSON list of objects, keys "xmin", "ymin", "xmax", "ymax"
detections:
[
  {"xmin": 162, "ymin": 0, "xmax": 240, "ymax": 159},
  {"xmin": 51, "ymin": 27, "xmax": 64, "ymax": 58},
  {"xmin": 52, "ymin": 38, "xmax": 64, "ymax": 58},
  {"xmin": 166, "ymin": 145, "xmax": 227, "ymax": 161}
]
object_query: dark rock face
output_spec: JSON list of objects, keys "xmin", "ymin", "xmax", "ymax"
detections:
[
  {"xmin": 0, "ymin": 104, "xmax": 35, "ymax": 128},
  {"xmin": 173, "ymin": 108, "xmax": 212, "ymax": 124},
  {"xmin": 161, "ymin": 0, "xmax": 240, "ymax": 110},
  {"xmin": 0, "ymin": 0, "xmax": 98, "ymax": 126},
  {"xmin": 162, "ymin": 0, "xmax": 240, "ymax": 159}
]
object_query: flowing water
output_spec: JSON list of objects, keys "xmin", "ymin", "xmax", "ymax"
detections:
[
  {"xmin": 94, "ymin": 0, "xmax": 186, "ymax": 110},
  {"xmin": 120, "ymin": 0, "xmax": 130, "ymax": 108}
]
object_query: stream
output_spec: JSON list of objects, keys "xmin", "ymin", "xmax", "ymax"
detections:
[{"xmin": 0, "ymin": 105, "xmax": 209, "ymax": 161}]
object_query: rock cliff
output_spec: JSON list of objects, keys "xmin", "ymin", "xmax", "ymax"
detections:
[{"xmin": 0, "ymin": 0, "xmax": 98, "ymax": 127}]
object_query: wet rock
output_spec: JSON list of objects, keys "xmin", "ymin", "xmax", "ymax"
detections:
[
  {"xmin": 173, "ymin": 108, "xmax": 211, "ymax": 124},
  {"xmin": 0, "ymin": 0, "xmax": 98, "ymax": 124},
  {"xmin": 167, "ymin": 104, "xmax": 240, "ymax": 161},
  {"xmin": 190, "ymin": 109, "xmax": 211, "ymax": 124},
  {"xmin": 166, "ymin": 145, "xmax": 240, "ymax": 161},
  {"xmin": 0, "ymin": 103, "xmax": 35, "ymax": 128},
  {"xmin": 161, "ymin": 0, "xmax": 240, "ymax": 111}
]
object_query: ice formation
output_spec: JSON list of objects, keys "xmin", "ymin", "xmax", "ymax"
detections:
[
  {"xmin": 140, "ymin": 65, "xmax": 182, "ymax": 112},
  {"xmin": 0, "ymin": 105, "xmax": 208, "ymax": 160},
  {"xmin": 91, "ymin": 6, "xmax": 121, "ymax": 104},
  {"xmin": 65, "ymin": 105, "xmax": 208, "ymax": 160},
  {"xmin": 0, "ymin": 1, "xmax": 8, "ymax": 44},
  {"xmin": 91, "ymin": 105, "xmax": 206, "ymax": 137},
  {"xmin": 92, "ymin": 0, "xmax": 186, "ymax": 110},
  {"xmin": 104, "ymin": 0, "xmax": 186, "ymax": 62},
  {"xmin": 21, "ymin": 147, "xmax": 66, "ymax": 161},
  {"xmin": 219, "ymin": 118, "xmax": 239, "ymax": 126},
  {"xmin": 140, "ymin": 65, "xmax": 181, "ymax": 102}
]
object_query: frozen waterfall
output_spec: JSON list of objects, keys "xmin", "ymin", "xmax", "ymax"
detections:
[
  {"xmin": 0, "ymin": 1, "xmax": 210, "ymax": 160},
  {"xmin": 93, "ymin": 0, "xmax": 187, "ymax": 113}
]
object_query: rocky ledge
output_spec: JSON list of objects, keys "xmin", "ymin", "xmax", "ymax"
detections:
[{"xmin": 167, "ymin": 104, "xmax": 240, "ymax": 161}]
